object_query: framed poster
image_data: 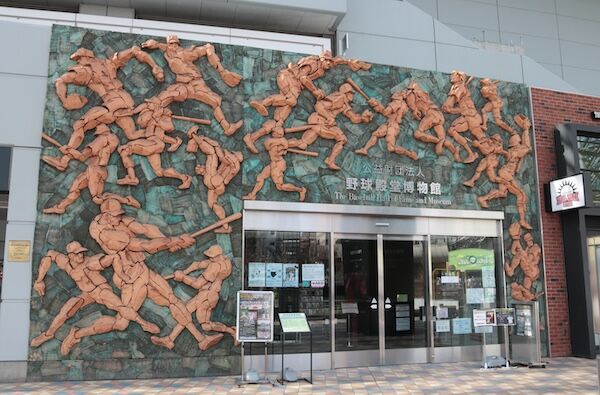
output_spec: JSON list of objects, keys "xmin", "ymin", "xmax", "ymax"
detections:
[
  {"xmin": 236, "ymin": 290, "xmax": 275, "ymax": 342},
  {"xmin": 282, "ymin": 263, "xmax": 299, "ymax": 287},
  {"xmin": 495, "ymin": 308, "xmax": 515, "ymax": 326},
  {"xmin": 265, "ymin": 263, "xmax": 283, "ymax": 287}
]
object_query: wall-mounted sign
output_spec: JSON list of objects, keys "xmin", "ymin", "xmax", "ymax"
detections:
[
  {"xmin": 495, "ymin": 308, "xmax": 515, "ymax": 326},
  {"xmin": 546, "ymin": 173, "xmax": 587, "ymax": 212},
  {"xmin": 236, "ymin": 291, "xmax": 274, "ymax": 343},
  {"xmin": 7, "ymin": 240, "xmax": 31, "ymax": 262},
  {"xmin": 591, "ymin": 111, "xmax": 600, "ymax": 120},
  {"xmin": 473, "ymin": 309, "xmax": 496, "ymax": 327}
]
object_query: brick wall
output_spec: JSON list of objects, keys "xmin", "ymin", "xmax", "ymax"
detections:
[{"xmin": 530, "ymin": 87, "xmax": 600, "ymax": 356}]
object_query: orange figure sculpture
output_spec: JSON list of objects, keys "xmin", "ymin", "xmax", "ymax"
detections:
[
  {"xmin": 463, "ymin": 134, "xmax": 507, "ymax": 188},
  {"xmin": 477, "ymin": 114, "xmax": 532, "ymax": 229},
  {"xmin": 354, "ymin": 90, "xmax": 418, "ymax": 160},
  {"xmin": 244, "ymin": 52, "xmax": 370, "ymax": 152},
  {"xmin": 116, "ymin": 99, "xmax": 191, "ymax": 188},
  {"xmin": 289, "ymin": 83, "xmax": 373, "ymax": 170},
  {"xmin": 153, "ymin": 245, "xmax": 236, "ymax": 349},
  {"xmin": 480, "ymin": 78, "xmax": 516, "ymax": 135},
  {"xmin": 43, "ymin": 46, "xmax": 164, "ymax": 170},
  {"xmin": 441, "ymin": 71, "xmax": 484, "ymax": 163},
  {"xmin": 59, "ymin": 196, "xmax": 214, "ymax": 355},
  {"xmin": 186, "ymin": 127, "xmax": 243, "ymax": 233},
  {"xmin": 505, "ymin": 229, "xmax": 543, "ymax": 301},
  {"xmin": 404, "ymin": 82, "xmax": 460, "ymax": 159},
  {"xmin": 43, "ymin": 124, "xmax": 120, "ymax": 214},
  {"xmin": 30, "ymin": 241, "xmax": 160, "ymax": 349},
  {"xmin": 243, "ymin": 126, "xmax": 307, "ymax": 201},
  {"xmin": 141, "ymin": 35, "xmax": 243, "ymax": 136}
]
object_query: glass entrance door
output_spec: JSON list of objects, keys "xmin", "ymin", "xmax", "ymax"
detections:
[{"xmin": 333, "ymin": 234, "xmax": 428, "ymax": 367}]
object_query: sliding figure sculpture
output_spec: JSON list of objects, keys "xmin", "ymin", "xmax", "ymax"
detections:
[
  {"xmin": 30, "ymin": 241, "xmax": 160, "ymax": 352},
  {"xmin": 156, "ymin": 245, "xmax": 237, "ymax": 350},
  {"xmin": 43, "ymin": 46, "xmax": 164, "ymax": 170},
  {"xmin": 60, "ymin": 196, "xmax": 203, "ymax": 355},
  {"xmin": 441, "ymin": 71, "xmax": 485, "ymax": 163},
  {"xmin": 462, "ymin": 134, "xmax": 507, "ymax": 188},
  {"xmin": 187, "ymin": 127, "xmax": 243, "ymax": 233},
  {"xmin": 479, "ymin": 78, "xmax": 516, "ymax": 135},
  {"xmin": 43, "ymin": 124, "xmax": 120, "ymax": 214},
  {"xmin": 245, "ymin": 51, "xmax": 370, "ymax": 153},
  {"xmin": 354, "ymin": 88, "xmax": 418, "ymax": 160},
  {"xmin": 141, "ymin": 35, "xmax": 243, "ymax": 136},
  {"xmin": 505, "ymin": 223, "xmax": 543, "ymax": 301},
  {"xmin": 404, "ymin": 82, "xmax": 460, "ymax": 159},
  {"xmin": 116, "ymin": 99, "xmax": 191, "ymax": 189},
  {"xmin": 243, "ymin": 126, "xmax": 314, "ymax": 201},
  {"xmin": 477, "ymin": 114, "xmax": 533, "ymax": 230},
  {"xmin": 289, "ymin": 83, "xmax": 373, "ymax": 170}
]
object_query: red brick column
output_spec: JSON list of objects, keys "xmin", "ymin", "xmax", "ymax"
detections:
[{"xmin": 530, "ymin": 87, "xmax": 600, "ymax": 356}]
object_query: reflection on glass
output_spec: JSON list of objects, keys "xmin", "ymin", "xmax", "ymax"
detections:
[
  {"xmin": 587, "ymin": 235, "xmax": 600, "ymax": 348},
  {"xmin": 431, "ymin": 236, "xmax": 502, "ymax": 347},
  {"xmin": 244, "ymin": 231, "xmax": 330, "ymax": 354},
  {"xmin": 577, "ymin": 134, "xmax": 600, "ymax": 204},
  {"xmin": 334, "ymin": 239, "xmax": 378, "ymax": 351},
  {"xmin": 383, "ymin": 240, "xmax": 427, "ymax": 350}
]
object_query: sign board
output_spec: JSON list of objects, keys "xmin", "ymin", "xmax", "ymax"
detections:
[
  {"xmin": 8, "ymin": 240, "xmax": 31, "ymax": 262},
  {"xmin": 341, "ymin": 302, "xmax": 359, "ymax": 314},
  {"xmin": 473, "ymin": 309, "xmax": 496, "ymax": 327},
  {"xmin": 547, "ymin": 173, "xmax": 587, "ymax": 212},
  {"xmin": 279, "ymin": 312, "xmax": 310, "ymax": 333},
  {"xmin": 236, "ymin": 291, "xmax": 274, "ymax": 342},
  {"xmin": 495, "ymin": 308, "xmax": 515, "ymax": 326}
]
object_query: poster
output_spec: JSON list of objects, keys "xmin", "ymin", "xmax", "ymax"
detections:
[
  {"xmin": 495, "ymin": 308, "xmax": 515, "ymax": 326},
  {"xmin": 435, "ymin": 319, "xmax": 450, "ymax": 333},
  {"xmin": 481, "ymin": 266, "xmax": 496, "ymax": 288},
  {"xmin": 248, "ymin": 262, "xmax": 266, "ymax": 288},
  {"xmin": 436, "ymin": 306, "xmax": 449, "ymax": 319},
  {"xmin": 279, "ymin": 313, "xmax": 311, "ymax": 333},
  {"xmin": 302, "ymin": 263, "xmax": 325, "ymax": 282},
  {"xmin": 441, "ymin": 275, "xmax": 460, "ymax": 284},
  {"xmin": 484, "ymin": 287, "xmax": 496, "ymax": 304},
  {"xmin": 236, "ymin": 291, "xmax": 274, "ymax": 342},
  {"xmin": 466, "ymin": 288, "xmax": 484, "ymax": 304},
  {"xmin": 516, "ymin": 305, "xmax": 533, "ymax": 336},
  {"xmin": 282, "ymin": 263, "xmax": 299, "ymax": 287},
  {"xmin": 452, "ymin": 318, "xmax": 472, "ymax": 334},
  {"xmin": 473, "ymin": 309, "xmax": 496, "ymax": 326},
  {"xmin": 265, "ymin": 263, "xmax": 283, "ymax": 287}
]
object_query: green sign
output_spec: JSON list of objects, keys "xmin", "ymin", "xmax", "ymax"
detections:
[
  {"xmin": 448, "ymin": 248, "xmax": 494, "ymax": 271},
  {"xmin": 279, "ymin": 313, "xmax": 311, "ymax": 333}
]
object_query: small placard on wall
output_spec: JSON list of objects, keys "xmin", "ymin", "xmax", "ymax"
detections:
[{"xmin": 8, "ymin": 240, "xmax": 31, "ymax": 262}]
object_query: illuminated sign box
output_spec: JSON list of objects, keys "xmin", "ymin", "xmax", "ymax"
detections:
[{"xmin": 545, "ymin": 174, "xmax": 589, "ymax": 213}]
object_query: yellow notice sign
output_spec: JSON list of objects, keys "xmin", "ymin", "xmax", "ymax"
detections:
[{"xmin": 8, "ymin": 240, "xmax": 31, "ymax": 262}]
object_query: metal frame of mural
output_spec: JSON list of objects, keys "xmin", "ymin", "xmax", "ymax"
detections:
[{"xmin": 29, "ymin": 24, "xmax": 545, "ymax": 380}]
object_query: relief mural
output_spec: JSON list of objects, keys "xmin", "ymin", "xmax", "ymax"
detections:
[{"xmin": 31, "ymin": 25, "xmax": 544, "ymax": 380}]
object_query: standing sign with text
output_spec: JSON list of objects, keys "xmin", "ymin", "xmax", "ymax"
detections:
[{"xmin": 236, "ymin": 291, "xmax": 275, "ymax": 342}]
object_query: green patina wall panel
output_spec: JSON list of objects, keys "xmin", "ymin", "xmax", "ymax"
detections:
[{"xmin": 29, "ymin": 24, "xmax": 544, "ymax": 380}]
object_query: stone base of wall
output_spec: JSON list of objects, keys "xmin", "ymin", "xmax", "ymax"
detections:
[
  {"xmin": 26, "ymin": 356, "xmax": 241, "ymax": 381},
  {"xmin": 0, "ymin": 361, "xmax": 27, "ymax": 382}
]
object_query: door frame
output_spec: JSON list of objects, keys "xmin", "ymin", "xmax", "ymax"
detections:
[{"xmin": 242, "ymin": 201, "xmax": 505, "ymax": 370}]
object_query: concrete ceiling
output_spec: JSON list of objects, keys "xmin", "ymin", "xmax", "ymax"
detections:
[{"xmin": 0, "ymin": 0, "xmax": 344, "ymax": 36}]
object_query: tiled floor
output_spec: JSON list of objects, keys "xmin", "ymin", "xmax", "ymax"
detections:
[{"xmin": 0, "ymin": 357, "xmax": 598, "ymax": 394}]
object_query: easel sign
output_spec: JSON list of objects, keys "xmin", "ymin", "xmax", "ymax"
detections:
[
  {"xmin": 236, "ymin": 290, "xmax": 275, "ymax": 343},
  {"xmin": 279, "ymin": 313, "xmax": 310, "ymax": 333}
]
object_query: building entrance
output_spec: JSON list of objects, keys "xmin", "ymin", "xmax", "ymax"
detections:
[
  {"xmin": 334, "ymin": 236, "xmax": 428, "ymax": 367},
  {"xmin": 243, "ymin": 201, "xmax": 507, "ymax": 370}
]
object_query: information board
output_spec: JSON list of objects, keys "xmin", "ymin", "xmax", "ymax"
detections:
[
  {"xmin": 279, "ymin": 313, "xmax": 311, "ymax": 333},
  {"xmin": 473, "ymin": 309, "xmax": 496, "ymax": 326},
  {"xmin": 236, "ymin": 291, "xmax": 274, "ymax": 342},
  {"xmin": 495, "ymin": 308, "xmax": 515, "ymax": 326}
]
